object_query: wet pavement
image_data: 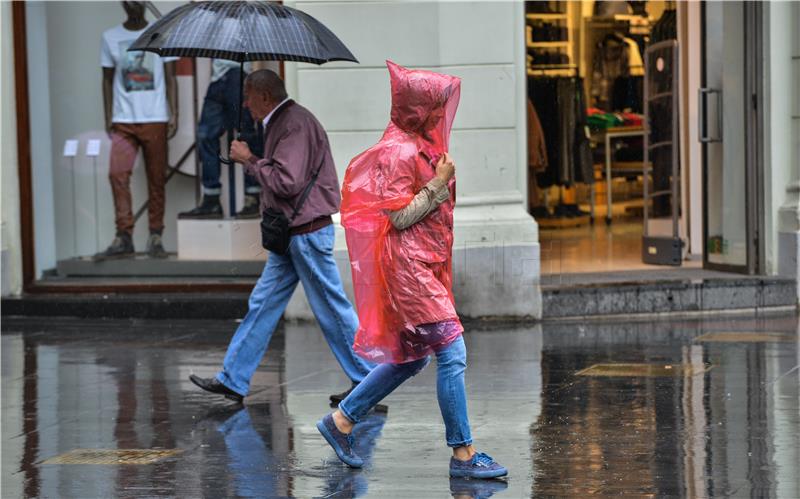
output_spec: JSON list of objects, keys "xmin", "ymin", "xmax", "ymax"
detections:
[{"xmin": 2, "ymin": 313, "xmax": 799, "ymax": 498}]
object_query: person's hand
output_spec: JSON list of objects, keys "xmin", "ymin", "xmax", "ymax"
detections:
[
  {"xmin": 435, "ymin": 152, "xmax": 455, "ymax": 183},
  {"xmin": 230, "ymin": 140, "xmax": 252, "ymax": 164},
  {"xmin": 167, "ymin": 113, "xmax": 178, "ymax": 139}
]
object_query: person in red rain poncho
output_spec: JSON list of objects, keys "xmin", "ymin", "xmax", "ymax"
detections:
[{"xmin": 316, "ymin": 61, "xmax": 508, "ymax": 479}]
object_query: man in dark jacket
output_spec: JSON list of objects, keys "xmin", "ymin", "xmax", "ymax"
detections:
[{"xmin": 189, "ymin": 70, "xmax": 374, "ymax": 405}]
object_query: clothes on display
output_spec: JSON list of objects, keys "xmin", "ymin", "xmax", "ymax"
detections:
[
  {"xmin": 527, "ymin": 99, "xmax": 548, "ymax": 214},
  {"xmin": 109, "ymin": 123, "xmax": 167, "ymax": 235},
  {"xmin": 179, "ymin": 60, "xmax": 265, "ymax": 220},
  {"xmin": 528, "ymin": 76, "xmax": 593, "ymax": 188},
  {"xmin": 100, "ymin": 23, "xmax": 177, "ymax": 124},
  {"xmin": 651, "ymin": 6, "xmax": 677, "ymax": 44},
  {"xmin": 527, "ymin": 99, "xmax": 548, "ymax": 172},
  {"xmin": 612, "ymin": 75, "xmax": 644, "ymax": 112},
  {"xmin": 593, "ymin": 0, "xmax": 633, "ymax": 17},
  {"xmin": 97, "ymin": 15, "xmax": 177, "ymax": 260},
  {"xmin": 587, "ymin": 109, "xmax": 643, "ymax": 130}
]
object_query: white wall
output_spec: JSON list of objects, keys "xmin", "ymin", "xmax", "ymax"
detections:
[
  {"xmin": 772, "ymin": 0, "xmax": 800, "ymax": 280},
  {"xmin": 286, "ymin": 1, "xmax": 526, "ymax": 212},
  {"xmin": 1, "ymin": 1, "xmax": 22, "ymax": 296}
]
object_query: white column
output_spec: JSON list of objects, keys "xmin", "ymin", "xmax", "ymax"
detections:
[
  {"xmin": 284, "ymin": 1, "xmax": 541, "ymax": 319},
  {"xmin": 772, "ymin": 2, "xmax": 800, "ymax": 285}
]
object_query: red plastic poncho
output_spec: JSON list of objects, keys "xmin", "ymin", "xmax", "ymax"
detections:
[{"xmin": 341, "ymin": 61, "xmax": 462, "ymax": 364}]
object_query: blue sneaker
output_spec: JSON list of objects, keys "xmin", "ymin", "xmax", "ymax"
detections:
[
  {"xmin": 317, "ymin": 413, "xmax": 364, "ymax": 468},
  {"xmin": 449, "ymin": 452, "xmax": 508, "ymax": 479}
]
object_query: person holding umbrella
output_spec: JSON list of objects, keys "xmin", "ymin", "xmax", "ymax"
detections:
[
  {"xmin": 315, "ymin": 62, "xmax": 508, "ymax": 480},
  {"xmin": 128, "ymin": 1, "xmax": 378, "ymax": 405},
  {"xmin": 188, "ymin": 69, "xmax": 378, "ymax": 406}
]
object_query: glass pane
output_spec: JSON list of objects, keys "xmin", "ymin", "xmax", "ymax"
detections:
[
  {"xmin": 25, "ymin": 2, "xmax": 278, "ymax": 284},
  {"xmin": 705, "ymin": 1, "xmax": 748, "ymax": 267}
]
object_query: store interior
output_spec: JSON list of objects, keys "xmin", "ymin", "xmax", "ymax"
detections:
[{"xmin": 525, "ymin": 0, "xmax": 699, "ymax": 275}]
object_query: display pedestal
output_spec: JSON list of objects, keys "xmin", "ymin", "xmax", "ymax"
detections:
[{"xmin": 177, "ymin": 219, "xmax": 266, "ymax": 261}]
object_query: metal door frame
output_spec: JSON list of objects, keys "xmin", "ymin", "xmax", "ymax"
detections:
[{"xmin": 700, "ymin": 1, "xmax": 763, "ymax": 274}]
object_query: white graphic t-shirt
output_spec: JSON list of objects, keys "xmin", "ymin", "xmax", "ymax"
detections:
[{"xmin": 100, "ymin": 23, "xmax": 177, "ymax": 124}]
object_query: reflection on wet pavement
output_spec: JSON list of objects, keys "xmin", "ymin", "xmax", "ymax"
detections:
[{"xmin": 2, "ymin": 314, "xmax": 798, "ymax": 497}]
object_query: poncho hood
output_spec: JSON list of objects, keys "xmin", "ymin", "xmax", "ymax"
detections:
[{"xmin": 387, "ymin": 60, "xmax": 461, "ymax": 159}]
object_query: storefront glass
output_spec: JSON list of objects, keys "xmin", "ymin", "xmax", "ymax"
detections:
[{"xmin": 25, "ymin": 1, "xmax": 276, "ymax": 285}]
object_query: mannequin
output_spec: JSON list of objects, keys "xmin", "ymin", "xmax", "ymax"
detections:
[{"xmin": 95, "ymin": 1, "xmax": 178, "ymax": 260}]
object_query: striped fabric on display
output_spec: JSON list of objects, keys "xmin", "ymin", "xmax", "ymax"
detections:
[{"xmin": 129, "ymin": 1, "xmax": 357, "ymax": 64}]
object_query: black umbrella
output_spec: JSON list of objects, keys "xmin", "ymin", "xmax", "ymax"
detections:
[
  {"xmin": 129, "ymin": 0, "xmax": 358, "ymax": 64},
  {"xmin": 128, "ymin": 1, "xmax": 356, "ymax": 209},
  {"xmin": 129, "ymin": 0, "xmax": 357, "ymax": 133}
]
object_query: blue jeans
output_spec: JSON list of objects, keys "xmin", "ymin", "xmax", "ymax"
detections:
[
  {"xmin": 338, "ymin": 334, "xmax": 472, "ymax": 448},
  {"xmin": 216, "ymin": 225, "xmax": 374, "ymax": 395},
  {"xmin": 198, "ymin": 69, "xmax": 263, "ymax": 196}
]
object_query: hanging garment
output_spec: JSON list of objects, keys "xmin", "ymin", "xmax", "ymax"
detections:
[
  {"xmin": 340, "ymin": 61, "xmax": 462, "ymax": 364},
  {"xmin": 528, "ymin": 99, "xmax": 548, "ymax": 172},
  {"xmin": 651, "ymin": 8, "xmax": 678, "ymax": 43},
  {"xmin": 624, "ymin": 37, "xmax": 645, "ymax": 76},
  {"xmin": 612, "ymin": 75, "xmax": 644, "ymax": 112},
  {"xmin": 529, "ymin": 76, "xmax": 594, "ymax": 188},
  {"xmin": 572, "ymin": 79, "xmax": 594, "ymax": 185},
  {"xmin": 591, "ymin": 36, "xmax": 631, "ymax": 110},
  {"xmin": 593, "ymin": 0, "xmax": 632, "ymax": 17}
]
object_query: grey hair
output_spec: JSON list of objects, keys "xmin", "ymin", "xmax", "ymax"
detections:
[{"xmin": 245, "ymin": 69, "xmax": 288, "ymax": 102}]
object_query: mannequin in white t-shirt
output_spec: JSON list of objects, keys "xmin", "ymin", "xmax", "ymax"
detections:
[{"xmin": 95, "ymin": 1, "xmax": 178, "ymax": 261}]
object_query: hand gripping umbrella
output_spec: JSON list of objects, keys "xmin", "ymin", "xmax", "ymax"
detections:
[{"xmin": 129, "ymin": 0, "xmax": 357, "ymax": 158}]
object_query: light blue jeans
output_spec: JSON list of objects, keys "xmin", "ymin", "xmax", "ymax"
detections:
[
  {"xmin": 338, "ymin": 334, "xmax": 473, "ymax": 448},
  {"xmin": 216, "ymin": 224, "xmax": 374, "ymax": 395}
]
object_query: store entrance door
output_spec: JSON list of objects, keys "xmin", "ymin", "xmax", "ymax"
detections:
[{"xmin": 701, "ymin": 1, "xmax": 762, "ymax": 274}]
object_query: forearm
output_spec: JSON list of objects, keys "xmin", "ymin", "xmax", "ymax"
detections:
[
  {"xmin": 103, "ymin": 83, "xmax": 113, "ymax": 128},
  {"xmin": 102, "ymin": 69, "xmax": 114, "ymax": 129},
  {"xmin": 388, "ymin": 176, "xmax": 449, "ymax": 230}
]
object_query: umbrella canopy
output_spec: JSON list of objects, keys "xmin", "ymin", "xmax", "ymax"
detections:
[{"xmin": 129, "ymin": 0, "xmax": 357, "ymax": 64}]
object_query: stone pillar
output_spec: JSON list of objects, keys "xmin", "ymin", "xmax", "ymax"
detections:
[
  {"xmin": 282, "ymin": 1, "xmax": 541, "ymax": 319},
  {"xmin": 775, "ymin": 2, "xmax": 800, "ymax": 288}
]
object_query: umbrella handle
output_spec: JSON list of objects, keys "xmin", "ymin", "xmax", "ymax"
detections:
[{"xmin": 218, "ymin": 131, "xmax": 243, "ymax": 165}]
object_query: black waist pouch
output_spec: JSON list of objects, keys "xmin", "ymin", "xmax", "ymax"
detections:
[
  {"xmin": 259, "ymin": 155, "xmax": 324, "ymax": 255},
  {"xmin": 260, "ymin": 208, "xmax": 291, "ymax": 255}
]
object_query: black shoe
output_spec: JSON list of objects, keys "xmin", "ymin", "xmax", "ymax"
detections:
[
  {"xmin": 146, "ymin": 233, "xmax": 168, "ymax": 259},
  {"xmin": 330, "ymin": 384, "xmax": 388, "ymax": 413},
  {"xmin": 93, "ymin": 232, "xmax": 134, "ymax": 261},
  {"xmin": 189, "ymin": 374, "xmax": 244, "ymax": 404},
  {"xmin": 178, "ymin": 195, "xmax": 223, "ymax": 219},
  {"xmin": 235, "ymin": 194, "xmax": 260, "ymax": 219},
  {"xmin": 564, "ymin": 204, "xmax": 591, "ymax": 217}
]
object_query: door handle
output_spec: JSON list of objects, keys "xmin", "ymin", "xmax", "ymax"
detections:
[{"xmin": 698, "ymin": 88, "xmax": 723, "ymax": 143}]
